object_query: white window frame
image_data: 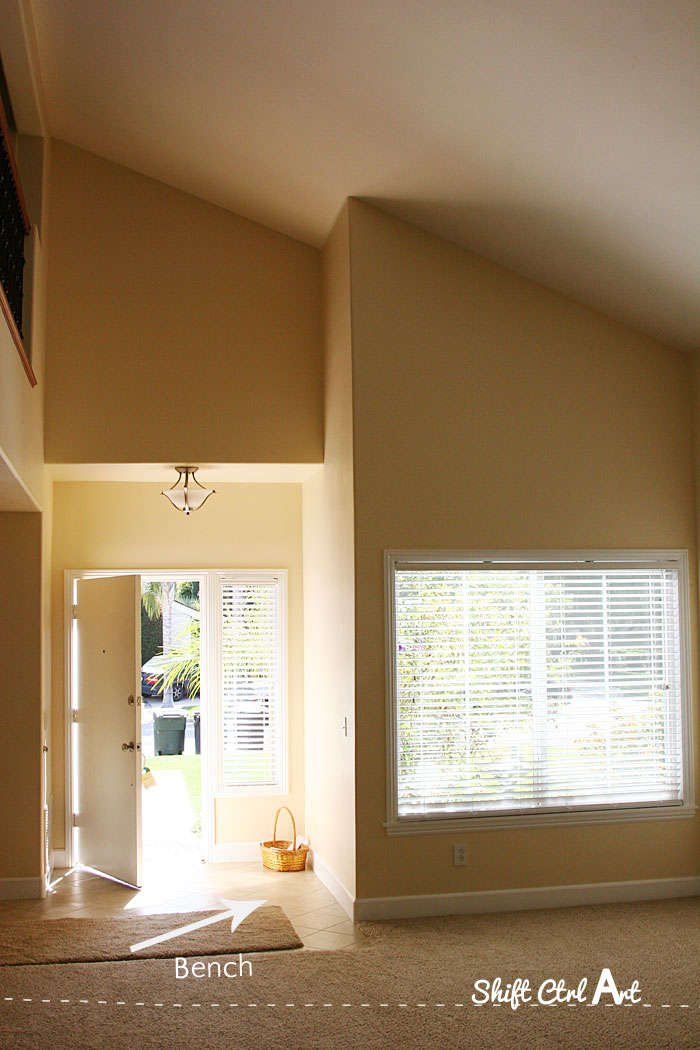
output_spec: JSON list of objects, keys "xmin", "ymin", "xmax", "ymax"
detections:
[
  {"xmin": 212, "ymin": 570, "xmax": 288, "ymax": 797},
  {"xmin": 384, "ymin": 550, "xmax": 696, "ymax": 835}
]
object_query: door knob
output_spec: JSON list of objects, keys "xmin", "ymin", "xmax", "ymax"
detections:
[{"xmin": 121, "ymin": 741, "xmax": 135, "ymax": 751}]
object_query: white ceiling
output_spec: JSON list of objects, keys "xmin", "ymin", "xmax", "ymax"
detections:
[{"xmin": 29, "ymin": 0, "xmax": 700, "ymax": 348}]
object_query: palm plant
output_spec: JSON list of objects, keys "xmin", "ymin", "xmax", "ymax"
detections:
[
  {"xmin": 161, "ymin": 619, "xmax": 201, "ymax": 700},
  {"xmin": 141, "ymin": 580, "xmax": 177, "ymax": 706}
]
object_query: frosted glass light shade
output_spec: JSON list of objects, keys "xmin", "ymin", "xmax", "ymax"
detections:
[{"xmin": 162, "ymin": 467, "xmax": 215, "ymax": 515}]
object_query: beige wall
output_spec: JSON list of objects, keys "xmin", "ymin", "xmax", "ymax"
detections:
[
  {"xmin": 0, "ymin": 134, "xmax": 49, "ymax": 511},
  {"xmin": 50, "ymin": 481, "xmax": 305, "ymax": 849},
  {"xmin": 348, "ymin": 200, "xmax": 699, "ymax": 899},
  {"xmin": 40, "ymin": 475, "xmax": 53, "ymax": 865},
  {"xmin": 689, "ymin": 351, "xmax": 700, "ymax": 555},
  {"xmin": 0, "ymin": 512, "xmax": 44, "ymax": 879},
  {"xmin": 302, "ymin": 205, "xmax": 356, "ymax": 896},
  {"xmin": 689, "ymin": 351, "xmax": 700, "ymax": 744},
  {"xmin": 0, "ymin": 128, "xmax": 51, "ymax": 893},
  {"xmin": 44, "ymin": 140, "xmax": 323, "ymax": 466},
  {"xmin": 0, "ymin": 298, "xmax": 43, "ymax": 509}
]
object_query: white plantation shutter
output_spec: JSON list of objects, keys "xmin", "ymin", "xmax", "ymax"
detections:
[
  {"xmin": 391, "ymin": 557, "xmax": 688, "ymax": 822},
  {"xmin": 220, "ymin": 576, "xmax": 284, "ymax": 789}
]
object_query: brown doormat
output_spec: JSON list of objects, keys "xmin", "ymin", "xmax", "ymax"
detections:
[{"xmin": 0, "ymin": 906, "xmax": 302, "ymax": 966}]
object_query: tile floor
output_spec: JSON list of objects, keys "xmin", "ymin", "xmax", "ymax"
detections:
[{"xmin": 0, "ymin": 860, "xmax": 365, "ymax": 952}]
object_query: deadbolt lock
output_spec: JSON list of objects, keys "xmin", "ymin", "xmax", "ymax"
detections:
[{"xmin": 121, "ymin": 741, "xmax": 135, "ymax": 752}]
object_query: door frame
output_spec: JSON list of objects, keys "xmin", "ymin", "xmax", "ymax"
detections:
[{"xmin": 64, "ymin": 569, "xmax": 213, "ymax": 869}]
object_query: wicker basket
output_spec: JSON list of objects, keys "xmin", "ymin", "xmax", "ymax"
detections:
[{"xmin": 260, "ymin": 806, "xmax": 309, "ymax": 872}]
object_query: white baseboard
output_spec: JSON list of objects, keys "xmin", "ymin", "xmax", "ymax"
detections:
[
  {"xmin": 307, "ymin": 850, "xmax": 355, "ymax": 919},
  {"xmin": 354, "ymin": 876, "xmax": 700, "ymax": 921},
  {"xmin": 0, "ymin": 877, "xmax": 45, "ymax": 901},
  {"xmin": 212, "ymin": 841, "xmax": 262, "ymax": 863}
]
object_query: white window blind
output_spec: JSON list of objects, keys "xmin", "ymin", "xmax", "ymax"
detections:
[
  {"xmin": 392, "ymin": 560, "xmax": 687, "ymax": 822},
  {"xmin": 220, "ymin": 577, "xmax": 283, "ymax": 789}
]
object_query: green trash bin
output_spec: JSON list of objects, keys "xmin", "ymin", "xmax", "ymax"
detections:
[{"xmin": 152, "ymin": 711, "xmax": 187, "ymax": 756}]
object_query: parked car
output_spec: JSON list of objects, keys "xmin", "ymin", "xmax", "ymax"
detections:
[{"xmin": 141, "ymin": 655, "xmax": 199, "ymax": 701}]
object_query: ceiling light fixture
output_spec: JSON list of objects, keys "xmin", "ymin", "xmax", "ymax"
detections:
[{"xmin": 162, "ymin": 466, "xmax": 215, "ymax": 515}]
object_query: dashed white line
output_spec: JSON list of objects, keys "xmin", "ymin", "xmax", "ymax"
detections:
[{"xmin": 3, "ymin": 997, "xmax": 700, "ymax": 1011}]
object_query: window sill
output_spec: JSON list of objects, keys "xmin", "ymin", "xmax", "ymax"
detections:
[{"xmin": 385, "ymin": 803, "xmax": 698, "ymax": 835}]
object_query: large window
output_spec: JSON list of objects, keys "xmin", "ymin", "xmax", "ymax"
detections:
[
  {"xmin": 218, "ymin": 573, "xmax": 286, "ymax": 793},
  {"xmin": 385, "ymin": 551, "xmax": 693, "ymax": 832}
]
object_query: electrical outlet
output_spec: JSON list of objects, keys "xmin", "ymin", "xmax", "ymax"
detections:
[{"xmin": 453, "ymin": 844, "xmax": 467, "ymax": 867}]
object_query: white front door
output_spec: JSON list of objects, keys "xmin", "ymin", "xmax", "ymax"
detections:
[{"xmin": 74, "ymin": 575, "xmax": 142, "ymax": 887}]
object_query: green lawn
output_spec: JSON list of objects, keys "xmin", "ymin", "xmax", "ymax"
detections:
[{"xmin": 146, "ymin": 755, "xmax": 202, "ymax": 819}]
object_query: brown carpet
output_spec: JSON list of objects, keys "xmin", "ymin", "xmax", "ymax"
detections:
[
  {"xmin": 1, "ymin": 897, "xmax": 700, "ymax": 1048},
  {"xmin": 0, "ymin": 906, "xmax": 302, "ymax": 965}
]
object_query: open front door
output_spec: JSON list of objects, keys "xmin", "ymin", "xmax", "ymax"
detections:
[{"xmin": 74, "ymin": 575, "xmax": 142, "ymax": 887}]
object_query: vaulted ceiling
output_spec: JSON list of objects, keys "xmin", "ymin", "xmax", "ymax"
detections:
[{"xmin": 29, "ymin": 0, "xmax": 700, "ymax": 348}]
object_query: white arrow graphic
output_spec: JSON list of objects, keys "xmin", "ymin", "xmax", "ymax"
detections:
[{"xmin": 130, "ymin": 898, "xmax": 267, "ymax": 954}]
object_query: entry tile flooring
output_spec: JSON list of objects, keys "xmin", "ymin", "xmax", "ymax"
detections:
[{"xmin": 0, "ymin": 861, "xmax": 365, "ymax": 951}]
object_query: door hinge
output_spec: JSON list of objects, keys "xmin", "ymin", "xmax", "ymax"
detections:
[
  {"xmin": 72, "ymin": 604, "xmax": 78, "ymax": 620},
  {"xmin": 71, "ymin": 710, "xmax": 78, "ymax": 723},
  {"xmin": 72, "ymin": 813, "xmax": 79, "ymax": 827}
]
